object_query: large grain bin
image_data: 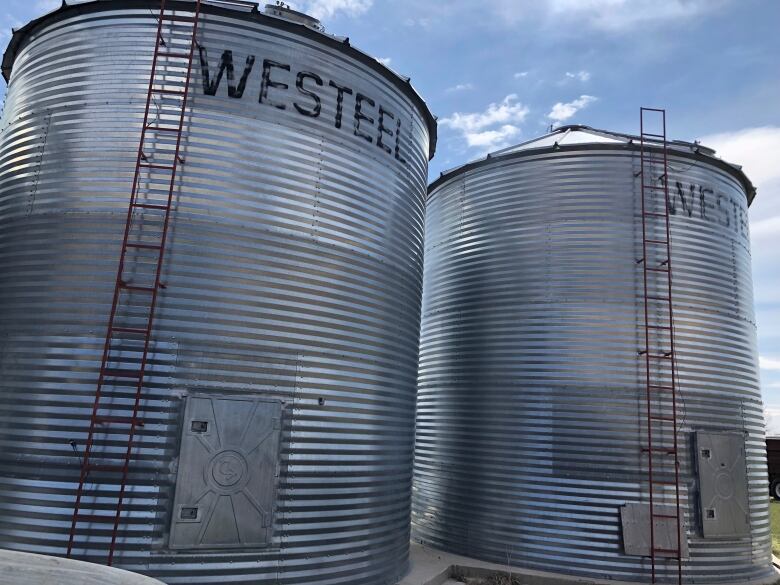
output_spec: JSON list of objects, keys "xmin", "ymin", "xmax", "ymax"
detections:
[
  {"xmin": 412, "ymin": 126, "xmax": 774, "ymax": 584},
  {"xmin": 0, "ymin": 1, "xmax": 436, "ymax": 583}
]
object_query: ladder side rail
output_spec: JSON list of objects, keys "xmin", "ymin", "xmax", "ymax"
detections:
[
  {"xmin": 66, "ymin": 2, "xmax": 169, "ymax": 559},
  {"xmin": 639, "ymin": 108, "xmax": 658, "ymax": 583},
  {"xmin": 105, "ymin": 0, "xmax": 203, "ymax": 563},
  {"xmin": 640, "ymin": 106, "xmax": 683, "ymax": 584},
  {"xmin": 659, "ymin": 110, "xmax": 683, "ymax": 583}
]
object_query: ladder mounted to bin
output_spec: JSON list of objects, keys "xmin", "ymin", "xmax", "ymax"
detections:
[
  {"xmin": 67, "ymin": 0, "xmax": 202, "ymax": 565},
  {"xmin": 637, "ymin": 107, "xmax": 683, "ymax": 584}
]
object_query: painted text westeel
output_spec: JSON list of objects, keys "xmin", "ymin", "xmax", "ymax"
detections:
[
  {"xmin": 412, "ymin": 145, "xmax": 772, "ymax": 583},
  {"xmin": 0, "ymin": 2, "xmax": 433, "ymax": 583}
]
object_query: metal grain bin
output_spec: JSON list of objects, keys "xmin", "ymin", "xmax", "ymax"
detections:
[
  {"xmin": 412, "ymin": 126, "xmax": 774, "ymax": 584},
  {"xmin": 0, "ymin": 1, "xmax": 436, "ymax": 583}
]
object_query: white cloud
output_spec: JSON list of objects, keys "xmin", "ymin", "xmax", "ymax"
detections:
[
  {"xmin": 547, "ymin": 94, "xmax": 597, "ymax": 123},
  {"xmin": 698, "ymin": 127, "xmax": 780, "ymax": 186},
  {"xmin": 545, "ymin": 0, "xmax": 727, "ymax": 31},
  {"xmin": 376, "ymin": 57, "xmax": 392, "ymax": 66},
  {"xmin": 445, "ymin": 83, "xmax": 474, "ymax": 93},
  {"xmin": 565, "ymin": 70, "xmax": 591, "ymax": 82},
  {"xmin": 761, "ymin": 356, "xmax": 780, "ymax": 371},
  {"xmin": 440, "ymin": 94, "xmax": 530, "ymax": 152},
  {"xmin": 462, "ymin": 125, "xmax": 523, "ymax": 149},
  {"xmin": 514, "ymin": 71, "xmax": 529, "ymax": 79},
  {"xmin": 403, "ymin": 16, "xmax": 431, "ymax": 28},
  {"xmin": 295, "ymin": 0, "xmax": 372, "ymax": 19}
]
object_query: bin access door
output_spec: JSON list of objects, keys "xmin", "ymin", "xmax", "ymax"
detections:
[{"xmin": 170, "ymin": 394, "xmax": 283, "ymax": 549}]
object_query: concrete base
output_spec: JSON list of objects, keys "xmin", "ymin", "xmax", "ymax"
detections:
[
  {"xmin": 401, "ymin": 542, "xmax": 780, "ymax": 585},
  {"xmin": 0, "ymin": 549, "xmax": 165, "ymax": 585}
]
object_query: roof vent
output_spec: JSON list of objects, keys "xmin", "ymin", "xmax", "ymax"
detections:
[{"xmin": 264, "ymin": 2, "xmax": 324, "ymax": 31}]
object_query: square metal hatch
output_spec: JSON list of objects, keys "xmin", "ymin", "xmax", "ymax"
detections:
[
  {"xmin": 620, "ymin": 503, "xmax": 689, "ymax": 558},
  {"xmin": 696, "ymin": 431, "xmax": 749, "ymax": 538},
  {"xmin": 169, "ymin": 394, "xmax": 283, "ymax": 549}
]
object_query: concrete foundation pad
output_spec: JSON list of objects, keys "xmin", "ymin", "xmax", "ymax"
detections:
[
  {"xmin": 0, "ymin": 549, "xmax": 165, "ymax": 585},
  {"xmin": 401, "ymin": 542, "xmax": 780, "ymax": 585}
]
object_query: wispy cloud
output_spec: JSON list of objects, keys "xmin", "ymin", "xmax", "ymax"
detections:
[
  {"xmin": 514, "ymin": 71, "xmax": 529, "ymax": 79},
  {"xmin": 761, "ymin": 356, "xmax": 780, "ymax": 371},
  {"xmin": 295, "ymin": 0, "xmax": 372, "ymax": 20},
  {"xmin": 440, "ymin": 94, "xmax": 529, "ymax": 152},
  {"xmin": 445, "ymin": 83, "xmax": 474, "ymax": 93},
  {"xmin": 547, "ymin": 95, "xmax": 597, "ymax": 123},
  {"xmin": 545, "ymin": 0, "xmax": 728, "ymax": 31},
  {"xmin": 565, "ymin": 70, "xmax": 591, "ymax": 82},
  {"xmin": 698, "ymin": 127, "xmax": 780, "ymax": 186}
]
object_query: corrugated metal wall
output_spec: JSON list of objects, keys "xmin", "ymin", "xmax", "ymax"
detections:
[
  {"xmin": 0, "ymin": 2, "xmax": 432, "ymax": 583},
  {"xmin": 412, "ymin": 147, "xmax": 773, "ymax": 584}
]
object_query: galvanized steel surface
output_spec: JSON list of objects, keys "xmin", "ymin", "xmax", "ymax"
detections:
[
  {"xmin": 412, "ymin": 143, "xmax": 772, "ymax": 583},
  {"xmin": 0, "ymin": 2, "xmax": 432, "ymax": 583}
]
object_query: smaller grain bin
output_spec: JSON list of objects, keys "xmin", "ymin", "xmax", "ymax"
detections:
[
  {"xmin": 412, "ymin": 126, "xmax": 774, "ymax": 584},
  {"xmin": 0, "ymin": 1, "xmax": 435, "ymax": 584}
]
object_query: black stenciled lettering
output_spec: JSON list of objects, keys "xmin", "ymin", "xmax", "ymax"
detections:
[
  {"xmin": 354, "ymin": 93, "xmax": 375, "ymax": 143},
  {"xmin": 732, "ymin": 199, "xmax": 747, "ymax": 238},
  {"xmin": 294, "ymin": 72, "xmax": 323, "ymax": 117},
  {"xmin": 199, "ymin": 47, "xmax": 255, "ymax": 98},
  {"xmin": 671, "ymin": 181, "xmax": 694, "ymax": 217},
  {"xmin": 259, "ymin": 59, "xmax": 290, "ymax": 109},
  {"xmin": 394, "ymin": 117, "xmax": 408, "ymax": 164},
  {"xmin": 716, "ymin": 194, "xmax": 730, "ymax": 228},
  {"xmin": 376, "ymin": 107, "xmax": 395, "ymax": 154},
  {"xmin": 328, "ymin": 81, "xmax": 353, "ymax": 129},
  {"xmin": 699, "ymin": 186, "xmax": 713, "ymax": 219}
]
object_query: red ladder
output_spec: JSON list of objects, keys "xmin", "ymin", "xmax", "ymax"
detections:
[
  {"xmin": 638, "ymin": 107, "xmax": 682, "ymax": 584},
  {"xmin": 67, "ymin": 0, "xmax": 202, "ymax": 565}
]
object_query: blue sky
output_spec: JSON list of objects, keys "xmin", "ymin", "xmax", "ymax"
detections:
[{"xmin": 2, "ymin": 0, "xmax": 779, "ymax": 428}]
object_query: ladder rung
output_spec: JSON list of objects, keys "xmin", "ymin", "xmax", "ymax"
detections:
[
  {"xmin": 132, "ymin": 203, "xmax": 169, "ymax": 210},
  {"xmin": 74, "ymin": 513, "xmax": 119, "ymax": 524},
  {"xmin": 645, "ymin": 239, "xmax": 668, "ymax": 245},
  {"xmin": 650, "ymin": 415, "xmax": 675, "ymax": 422},
  {"xmin": 643, "ymin": 212, "xmax": 667, "ymax": 218},
  {"xmin": 157, "ymin": 51, "xmax": 192, "ymax": 59},
  {"xmin": 159, "ymin": 14, "xmax": 197, "ymax": 23},
  {"xmin": 648, "ymin": 384, "xmax": 675, "ymax": 391},
  {"xmin": 111, "ymin": 326, "xmax": 148, "ymax": 335},
  {"xmin": 119, "ymin": 283, "xmax": 156, "ymax": 293},
  {"xmin": 125, "ymin": 242, "xmax": 163, "ymax": 250},
  {"xmin": 642, "ymin": 184, "xmax": 666, "ymax": 190},
  {"xmin": 139, "ymin": 162, "xmax": 176, "ymax": 171},
  {"xmin": 642, "ymin": 132, "xmax": 665, "ymax": 139},
  {"xmin": 642, "ymin": 447, "xmax": 677, "ymax": 454},
  {"xmin": 102, "ymin": 368, "xmax": 143, "ymax": 379},
  {"xmin": 647, "ymin": 325, "xmax": 672, "ymax": 330},
  {"xmin": 146, "ymin": 125, "xmax": 181, "ymax": 133},
  {"xmin": 647, "ymin": 354, "xmax": 673, "ymax": 360},
  {"xmin": 652, "ymin": 548, "xmax": 679, "ymax": 556},
  {"xmin": 646, "ymin": 295, "xmax": 670, "ymax": 301},
  {"xmin": 646, "ymin": 267, "xmax": 670, "ymax": 273},
  {"xmin": 152, "ymin": 88, "xmax": 186, "ymax": 96},
  {"xmin": 652, "ymin": 513, "xmax": 678, "ymax": 519},
  {"xmin": 94, "ymin": 416, "xmax": 144, "ymax": 427},
  {"xmin": 652, "ymin": 479, "xmax": 678, "ymax": 485}
]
